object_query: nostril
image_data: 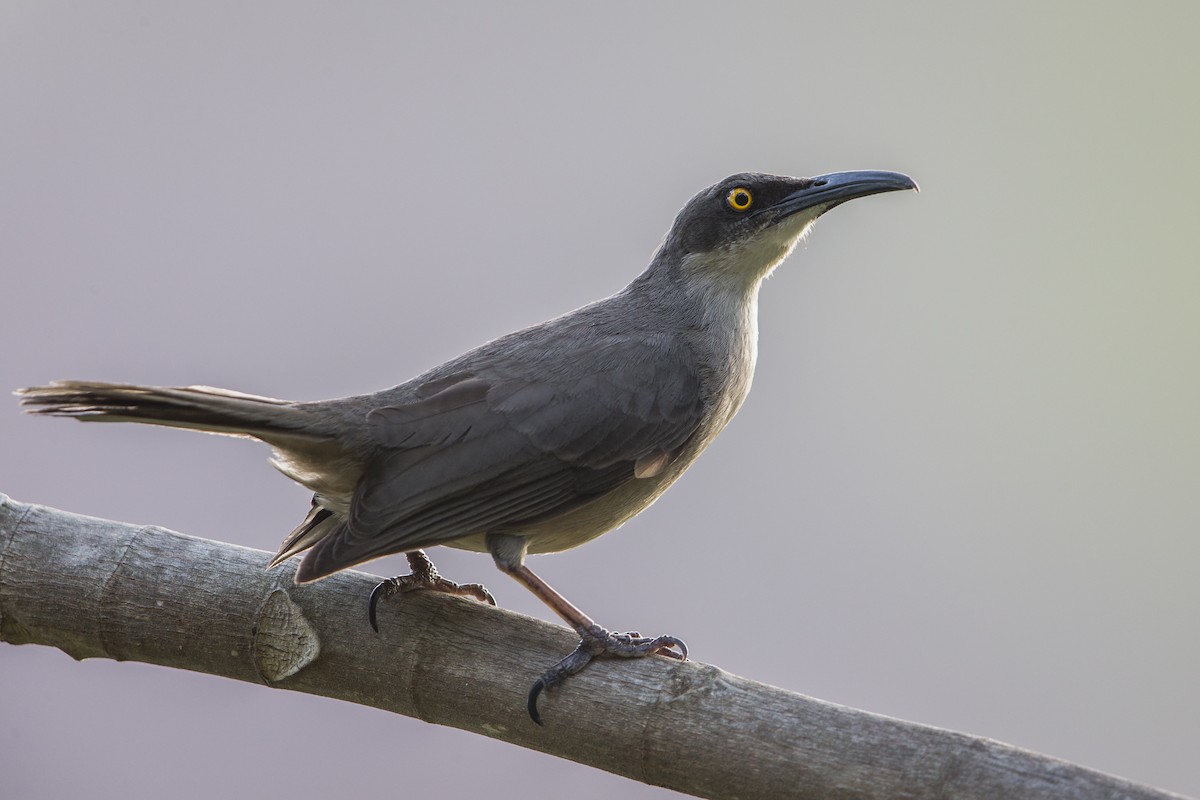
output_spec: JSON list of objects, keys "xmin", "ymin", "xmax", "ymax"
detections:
[{"xmin": 812, "ymin": 179, "xmax": 827, "ymax": 187}]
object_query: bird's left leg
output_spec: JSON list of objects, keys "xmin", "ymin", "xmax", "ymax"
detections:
[
  {"xmin": 487, "ymin": 534, "xmax": 687, "ymax": 724},
  {"xmin": 369, "ymin": 550, "xmax": 496, "ymax": 631}
]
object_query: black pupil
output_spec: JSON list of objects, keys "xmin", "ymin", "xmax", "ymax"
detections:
[{"xmin": 733, "ymin": 190, "xmax": 749, "ymax": 207}]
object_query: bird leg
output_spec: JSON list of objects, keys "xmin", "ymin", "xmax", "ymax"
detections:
[
  {"xmin": 507, "ymin": 563, "xmax": 688, "ymax": 724},
  {"xmin": 486, "ymin": 535, "xmax": 686, "ymax": 724},
  {"xmin": 369, "ymin": 550, "xmax": 496, "ymax": 631}
]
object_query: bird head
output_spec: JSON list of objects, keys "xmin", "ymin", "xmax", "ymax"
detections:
[{"xmin": 656, "ymin": 171, "xmax": 918, "ymax": 288}]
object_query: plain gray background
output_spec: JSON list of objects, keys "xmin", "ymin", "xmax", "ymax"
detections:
[{"xmin": 2, "ymin": 3, "xmax": 1197, "ymax": 798}]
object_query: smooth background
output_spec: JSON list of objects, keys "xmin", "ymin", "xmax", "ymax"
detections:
[{"xmin": 2, "ymin": 3, "xmax": 1197, "ymax": 798}]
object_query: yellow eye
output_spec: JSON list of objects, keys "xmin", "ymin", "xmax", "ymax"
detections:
[{"xmin": 726, "ymin": 187, "xmax": 753, "ymax": 211}]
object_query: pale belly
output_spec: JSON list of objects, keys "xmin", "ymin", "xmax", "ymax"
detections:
[{"xmin": 441, "ymin": 446, "xmax": 702, "ymax": 556}]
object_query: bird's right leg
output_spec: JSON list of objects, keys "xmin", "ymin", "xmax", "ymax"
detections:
[
  {"xmin": 369, "ymin": 550, "xmax": 496, "ymax": 631},
  {"xmin": 487, "ymin": 534, "xmax": 687, "ymax": 724}
]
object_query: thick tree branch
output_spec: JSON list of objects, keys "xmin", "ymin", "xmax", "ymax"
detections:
[{"xmin": 0, "ymin": 494, "xmax": 1182, "ymax": 800}]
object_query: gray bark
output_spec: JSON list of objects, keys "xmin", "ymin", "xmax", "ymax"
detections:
[{"xmin": 0, "ymin": 493, "xmax": 1183, "ymax": 800}]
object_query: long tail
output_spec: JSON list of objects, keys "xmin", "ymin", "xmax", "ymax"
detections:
[{"xmin": 16, "ymin": 380, "xmax": 331, "ymax": 442}]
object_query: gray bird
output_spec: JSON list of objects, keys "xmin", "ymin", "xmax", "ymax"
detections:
[{"xmin": 18, "ymin": 169, "xmax": 917, "ymax": 722}]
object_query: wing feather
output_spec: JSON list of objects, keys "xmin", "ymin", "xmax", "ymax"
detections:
[{"xmin": 295, "ymin": 338, "xmax": 704, "ymax": 582}]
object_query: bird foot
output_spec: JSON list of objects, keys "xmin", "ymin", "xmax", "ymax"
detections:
[
  {"xmin": 527, "ymin": 624, "xmax": 687, "ymax": 725},
  {"xmin": 369, "ymin": 552, "xmax": 496, "ymax": 632}
]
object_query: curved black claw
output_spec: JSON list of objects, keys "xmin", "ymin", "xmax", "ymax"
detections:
[
  {"xmin": 528, "ymin": 642, "xmax": 594, "ymax": 725},
  {"xmin": 526, "ymin": 629, "xmax": 688, "ymax": 725},
  {"xmin": 368, "ymin": 579, "xmax": 399, "ymax": 633},
  {"xmin": 527, "ymin": 678, "xmax": 547, "ymax": 725}
]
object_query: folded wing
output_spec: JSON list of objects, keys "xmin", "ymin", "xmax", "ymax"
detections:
[{"xmin": 294, "ymin": 340, "xmax": 704, "ymax": 581}]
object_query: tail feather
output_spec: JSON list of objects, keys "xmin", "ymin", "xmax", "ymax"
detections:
[
  {"xmin": 16, "ymin": 380, "xmax": 326, "ymax": 440},
  {"xmin": 21, "ymin": 381, "xmax": 363, "ymax": 570},
  {"xmin": 268, "ymin": 498, "xmax": 343, "ymax": 569}
]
